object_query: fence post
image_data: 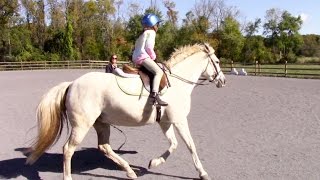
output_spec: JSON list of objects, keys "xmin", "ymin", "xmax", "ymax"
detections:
[
  {"xmin": 284, "ymin": 61, "xmax": 287, "ymax": 77},
  {"xmin": 231, "ymin": 61, "xmax": 234, "ymax": 71},
  {"xmin": 255, "ymin": 61, "xmax": 258, "ymax": 76}
]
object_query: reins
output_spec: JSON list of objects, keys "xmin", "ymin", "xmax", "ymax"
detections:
[
  {"xmin": 156, "ymin": 60, "xmax": 209, "ymax": 86},
  {"xmin": 168, "ymin": 72, "xmax": 209, "ymax": 85},
  {"xmin": 111, "ymin": 124, "xmax": 127, "ymax": 150}
]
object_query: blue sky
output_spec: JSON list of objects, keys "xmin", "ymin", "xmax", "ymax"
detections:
[
  {"xmin": 226, "ymin": 0, "xmax": 319, "ymax": 35},
  {"xmin": 148, "ymin": 0, "xmax": 319, "ymax": 35}
]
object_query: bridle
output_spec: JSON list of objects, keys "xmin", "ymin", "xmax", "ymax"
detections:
[
  {"xmin": 207, "ymin": 52, "xmax": 223, "ymax": 82},
  {"xmin": 165, "ymin": 49, "xmax": 222, "ymax": 86}
]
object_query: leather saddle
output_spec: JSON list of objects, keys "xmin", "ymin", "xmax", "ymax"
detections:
[{"xmin": 122, "ymin": 64, "xmax": 169, "ymax": 92}]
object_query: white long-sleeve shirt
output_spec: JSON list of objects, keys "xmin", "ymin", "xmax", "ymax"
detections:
[
  {"xmin": 114, "ymin": 68, "xmax": 139, "ymax": 78},
  {"xmin": 132, "ymin": 30, "xmax": 156, "ymax": 65}
]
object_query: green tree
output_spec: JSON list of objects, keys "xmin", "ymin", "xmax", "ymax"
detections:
[
  {"xmin": 245, "ymin": 18, "xmax": 261, "ymax": 37},
  {"xmin": 157, "ymin": 21, "xmax": 178, "ymax": 60},
  {"xmin": 0, "ymin": 0, "xmax": 18, "ymax": 25},
  {"xmin": 8, "ymin": 25, "xmax": 35, "ymax": 61},
  {"xmin": 178, "ymin": 11, "xmax": 216, "ymax": 46},
  {"xmin": 44, "ymin": 30, "xmax": 65, "ymax": 56},
  {"xmin": 126, "ymin": 14, "xmax": 143, "ymax": 42},
  {"xmin": 218, "ymin": 16, "xmax": 244, "ymax": 62},
  {"xmin": 20, "ymin": 0, "xmax": 46, "ymax": 49},
  {"xmin": 158, "ymin": 1, "xmax": 179, "ymax": 60},
  {"xmin": 47, "ymin": 0, "xmax": 65, "ymax": 32},
  {"xmin": 35, "ymin": 0, "xmax": 46, "ymax": 49},
  {"xmin": 178, "ymin": 11, "xmax": 197, "ymax": 45},
  {"xmin": 193, "ymin": 0, "xmax": 240, "ymax": 31},
  {"xmin": 64, "ymin": 18, "xmax": 74, "ymax": 59},
  {"xmin": 0, "ymin": 0, "xmax": 19, "ymax": 60},
  {"xmin": 106, "ymin": 19, "xmax": 132, "ymax": 61},
  {"xmin": 277, "ymin": 11, "xmax": 303, "ymax": 62},
  {"xmin": 242, "ymin": 18, "xmax": 273, "ymax": 64},
  {"xmin": 163, "ymin": 0, "xmax": 178, "ymax": 26},
  {"xmin": 263, "ymin": 9, "xmax": 303, "ymax": 63},
  {"xmin": 263, "ymin": 8, "xmax": 282, "ymax": 60},
  {"xmin": 299, "ymin": 34, "xmax": 320, "ymax": 57},
  {"xmin": 241, "ymin": 36, "xmax": 272, "ymax": 64}
]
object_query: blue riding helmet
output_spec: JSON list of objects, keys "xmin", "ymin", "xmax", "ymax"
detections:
[{"xmin": 141, "ymin": 14, "xmax": 162, "ymax": 27}]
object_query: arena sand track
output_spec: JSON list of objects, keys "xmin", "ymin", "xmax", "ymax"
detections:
[{"xmin": 0, "ymin": 69, "xmax": 319, "ymax": 180}]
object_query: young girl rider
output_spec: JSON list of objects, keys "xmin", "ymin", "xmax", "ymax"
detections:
[{"xmin": 132, "ymin": 13, "xmax": 168, "ymax": 106}]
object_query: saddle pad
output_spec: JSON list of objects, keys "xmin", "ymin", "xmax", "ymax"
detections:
[{"xmin": 115, "ymin": 75, "xmax": 167, "ymax": 96}]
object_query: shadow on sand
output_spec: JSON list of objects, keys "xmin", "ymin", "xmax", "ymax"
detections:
[{"xmin": 0, "ymin": 147, "xmax": 196, "ymax": 180}]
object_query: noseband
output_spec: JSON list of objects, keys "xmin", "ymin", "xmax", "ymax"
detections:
[{"xmin": 207, "ymin": 52, "xmax": 223, "ymax": 82}]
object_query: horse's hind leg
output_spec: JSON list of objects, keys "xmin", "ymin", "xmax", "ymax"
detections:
[
  {"xmin": 174, "ymin": 119, "xmax": 210, "ymax": 180},
  {"xmin": 149, "ymin": 122, "xmax": 178, "ymax": 168},
  {"xmin": 63, "ymin": 121, "xmax": 91, "ymax": 180},
  {"xmin": 93, "ymin": 121, "xmax": 137, "ymax": 179}
]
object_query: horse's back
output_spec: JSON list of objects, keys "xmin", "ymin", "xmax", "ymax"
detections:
[
  {"xmin": 65, "ymin": 72, "xmax": 114, "ymax": 119},
  {"xmin": 74, "ymin": 71, "xmax": 113, "ymax": 83}
]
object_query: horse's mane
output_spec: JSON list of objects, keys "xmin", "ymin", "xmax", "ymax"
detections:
[{"xmin": 165, "ymin": 44, "xmax": 210, "ymax": 68}]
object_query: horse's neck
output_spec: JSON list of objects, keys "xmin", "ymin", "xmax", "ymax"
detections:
[{"xmin": 169, "ymin": 52, "xmax": 206, "ymax": 92}]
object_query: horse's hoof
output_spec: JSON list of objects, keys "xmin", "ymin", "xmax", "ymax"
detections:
[
  {"xmin": 63, "ymin": 176, "xmax": 73, "ymax": 180},
  {"xmin": 148, "ymin": 159, "xmax": 154, "ymax": 169},
  {"xmin": 126, "ymin": 171, "xmax": 137, "ymax": 179},
  {"xmin": 200, "ymin": 174, "xmax": 211, "ymax": 180},
  {"xmin": 148, "ymin": 159, "xmax": 158, "ymax": 169}
]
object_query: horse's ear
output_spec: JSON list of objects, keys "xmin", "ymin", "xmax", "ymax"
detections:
[{"xmin": 203, "ymin": 43, "xmax": 210, "ymax": 53}]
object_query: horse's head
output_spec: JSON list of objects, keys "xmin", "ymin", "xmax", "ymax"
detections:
[{"xmin": 202, "ymin": 43, "xmax": 226, "ymax": 88}]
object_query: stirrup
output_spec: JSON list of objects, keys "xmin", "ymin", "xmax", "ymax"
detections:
[
  {"xmin": 149, "ymin": 93, "xmax": 168, "ymax": 106},
  {"xmin": 155, "ymin": 96, "xmax": 168, "ymax": 106}
]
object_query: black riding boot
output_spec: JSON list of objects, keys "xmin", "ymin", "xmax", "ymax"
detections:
[{"xmin": 149, "ymin": 92, "xmax": 168, "ymax": 106}]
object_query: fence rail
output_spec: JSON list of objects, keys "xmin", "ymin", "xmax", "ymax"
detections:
[
  {"xmin": 1, "ymin": 60, "xmax": 319, "ymax": 79},
  {"xmin": 223, "ymin": 61, "xmax": 320, "ymax": 79},
  {"xmin": 0, "ymin": 60, "xmax": 128, "ymax": 71}
]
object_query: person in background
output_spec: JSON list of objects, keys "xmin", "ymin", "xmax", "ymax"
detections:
[
  {"xmin": 106, "ymin": 54, "xmax": 139, "ymax": 78},
  {"xmin": 105, "ymin": 54, "xmax": 118, "ymax": 73},
  {"xmin": 131, "ymin": 13, "xmax": 168, "ymax": 106}
]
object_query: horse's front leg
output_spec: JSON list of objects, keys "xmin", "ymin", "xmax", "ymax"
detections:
[
  {"xmin": 174, "ymin": 119, "xmax": 210, "ymax": 180},
  {"xmin": 149, "ymin": 122, "xmax": 178, "ymax": 168}
]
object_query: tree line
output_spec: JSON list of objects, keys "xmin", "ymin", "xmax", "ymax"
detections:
[{"xmin": 0, "ymin": 0, "xmax": 319, "ymax": 64}]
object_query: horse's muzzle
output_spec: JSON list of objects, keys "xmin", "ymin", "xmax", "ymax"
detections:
[
  {"xmin": 214, "ymin": 76, "xmax": 226, "ymax": 88},
  {"xmin": 211, "ymin": 73, "xmax": 226, "ymax": 88}
]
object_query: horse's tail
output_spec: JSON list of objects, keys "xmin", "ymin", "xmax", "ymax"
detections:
[{"xmin": 26, "ymin": 81, "xmax": 72, "ymax": 165}]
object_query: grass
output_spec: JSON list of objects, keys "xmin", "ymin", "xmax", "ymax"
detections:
[
  {"xmin": 297, "ymin": 57, "xmax": 320, "ymax": 64},
  {"xmin": 221, "ymin": 63, "xmax": 320, "ymax": 79}
]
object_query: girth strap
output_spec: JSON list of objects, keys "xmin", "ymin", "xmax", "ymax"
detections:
[{"xmin": 156, "ymin": 105, "xmax": 161, "ymax": 122}]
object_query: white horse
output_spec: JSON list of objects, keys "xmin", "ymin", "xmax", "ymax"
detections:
[{"xmin": 26, "ymin": 43, "xmax": 226, "ymax": 180}]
